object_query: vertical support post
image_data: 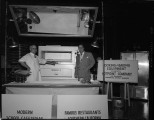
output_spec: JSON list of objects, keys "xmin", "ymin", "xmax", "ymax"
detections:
[
  {"xmin": 111, "ymin": 83, "xmax": 113, "ymax": 98},
  {"xmin": 101, "ymin": 1, "xmax": 106, "ymax": 94},
  {"xmin": 107, "ymin": 82, "xmax": 109, "ymax": 98},
  {"xmin": 127, "ymin": 83, "xmax": 130, "ymax": 106},
  {"xmin": 124, "ymin": 83, "xmax": 127, "ymax": 100},
  {"xmin": 4, "ymin": 0, "xmax": 8, "ymax": 83}
]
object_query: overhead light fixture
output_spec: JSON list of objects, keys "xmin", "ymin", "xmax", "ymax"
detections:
[
  {"xmin": 25, "ymin": 18, "xmax": 32, "ymax": 24},
  {"xmin": 9, "ymin": 5, "xmax": 98, "ymax": 37},
  {"xmin": 14, "ymin": 8, "xmax": 40, "ymax": 25},
  {"xmin": 84, "ymin": 21, "xmax": 89, "ymax": 28},
  {"xmin": 15, "ymin": 8, "xmax": 30, "ymax": 24},
  {"xmin": 91, "ymin": 37, "xmax": 101, "ymax": 48},
  {"xmin": 29, "ymin": 11, "xmax": 40, "ymax": 24},
  {"xmin": 91, "ymin": 40, "xmax": 99, "ymax": 48},
  {"xmin": 16, "ymin": 11, "xmax": 39, "ymax": 25},
  {"xmin": 81, "ymin": 11, "xmax": 90, "ymax": 28},
  {"xmin": 84, "ymin": 13, "xmax": 90, "ymax": 28},
  {"xmin": 7, "ymin": 37, "xmax": 18, "ymax": 48}
]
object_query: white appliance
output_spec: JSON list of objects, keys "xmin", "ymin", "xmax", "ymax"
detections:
[{"xmin": 39, "ymin": 46, "xmax": 78, "ymax": 81}]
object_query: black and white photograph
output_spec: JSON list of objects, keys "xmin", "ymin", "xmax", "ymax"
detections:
[{"xmin": 0, "ymin": 0, "xmax": 153, "ymax": 119}]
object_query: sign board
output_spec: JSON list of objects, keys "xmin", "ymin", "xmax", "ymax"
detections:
[
  {"xmin": 97, "ymin": 60, "xmax": 138, "ymax": 83},
  {"xmin": 2, "ymin": 94, "xmax": 52, "ymax": 119},
  {"xmin": 57, "ymin": 95, "xmax": 108, "ymax": 119}
]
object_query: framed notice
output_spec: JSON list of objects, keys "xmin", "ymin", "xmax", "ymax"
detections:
[
  {"xmin": 97, "ymin": 60, "xmax": 138, "ymax": 83},
  {"xmin": 57, "ymin": 95, "xmax": 108, "ymax": 119},
  {"xmin": 2, "ymin": 94, "xmax": 52, "ymax": 119}
]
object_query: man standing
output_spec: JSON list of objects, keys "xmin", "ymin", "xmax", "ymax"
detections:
[
  {"xmin": 19, "ymin": 45, "xmax": 56, "ymax": 82},
  {"xmin": 75, "ymin": 44, "xmax": 95, "ymax": 83}
]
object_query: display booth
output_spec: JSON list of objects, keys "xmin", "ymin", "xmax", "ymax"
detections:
[
  {"xmin": 1, "ymin": 3, "xmax": 109, "ymax": 119},
  {"xmin": 2, "ymin": 44, "xmax": 106, "ymax": 119}
]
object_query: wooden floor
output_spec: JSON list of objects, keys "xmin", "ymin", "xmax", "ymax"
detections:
[{"xmin": 108, "ymin": 99, "xmax": 149, "ymax": 120}]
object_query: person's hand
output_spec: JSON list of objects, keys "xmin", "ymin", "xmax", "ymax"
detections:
[
  {"xmin": 50, "ymin": 61, "xmax": 58, "ymax": 65},
  {"xmin": 27, "ymin": 67, "xmax": 31, "ymax": 71},
  {"xmin": 79, "ymin": 78, "xmax": 86, "ymax": 83},
  {"xmin": 74, "ymin": 74, "xmax": 78, "ymax": 78},
  {"xmin": 74, "ymin": 70, "xmax": 78, "ymax": 78},
  {"xmin": 53, "ymin": 61, "xmax": 58, "ymax": 65},
  {"xmin": 46, "ymin": 61, "xmax": 57, "ymax": 65},
  {"xmin": 14, "ymin": 70, "xmax": 31, "ymax": 76},
  {"xmin": 24, "ymin": 70, "xmax": 31, "ymax": 76}
]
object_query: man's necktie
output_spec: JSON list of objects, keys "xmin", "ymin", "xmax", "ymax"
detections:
[{"xmin": 80, "ymin": 53, "xmax": 83, "ymax": 61}]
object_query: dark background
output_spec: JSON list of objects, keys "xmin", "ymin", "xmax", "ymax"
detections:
[{"xmin": 0, "ymin": 0, "xmax": 153, "ymax": 59}]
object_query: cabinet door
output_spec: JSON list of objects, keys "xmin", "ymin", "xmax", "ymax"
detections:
[{"xmin": 40, "ymin": 68, "xmax": 72, "ymax": 77}]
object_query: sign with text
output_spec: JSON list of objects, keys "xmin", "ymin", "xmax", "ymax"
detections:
[
  {"xmin": 2, "ymin": 94, "xmax": 52, "ymax": 119},
  {"xmin": 57, "ymin": 95, "xmax": 108, "ymax": 119},
  {"xmin": 97, "ymin": 60, "xmax": 138, "ymax": 83}
]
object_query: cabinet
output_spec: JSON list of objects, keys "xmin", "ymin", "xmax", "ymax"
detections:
[
  {"xmin": 121, "ymin": 51, "xmax": 149, "ymax": 100},
  {"xmin": 39, "ymin": 46, "xmax": 78, "ymax": 80}
]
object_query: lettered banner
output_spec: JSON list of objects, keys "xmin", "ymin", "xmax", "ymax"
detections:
[
  {"xmin": 97, "ymin": 60, "xmax": 138, "ymax": 83},
  {"xmin": 57, "ymin": 95, "xmax": 108, "ymax": 119},
  {"xmin": 2, "ymin": 94, "xmax": 52, "ymax": 119}
]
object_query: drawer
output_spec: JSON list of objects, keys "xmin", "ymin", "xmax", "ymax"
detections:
[{"xmin": 40, "ymin": 68, "xmax": 72, "ymax": 77}]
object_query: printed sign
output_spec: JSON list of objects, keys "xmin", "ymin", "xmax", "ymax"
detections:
[
  {"xmin": 97, "ymin": 60, "xmax": 138, "ymax": 83},
  {"xmin": 57, "ymin": 95, "xmax": 108, "ymax": 119},
  {"xmin": 2, "ymin": 94, "xmax": 52, "ymax": 119}
]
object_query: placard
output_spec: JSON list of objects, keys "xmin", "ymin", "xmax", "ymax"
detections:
[
  {"xmin": 57, "ymin": 95, "xmax": 108, "ymax": 119},
  {"xmin": 97, "ymin": 60, "xmax": 138, "ymax": 83},
  {"xmin": 2, "ymin": 94, "xmax": 52, "ymax": 119}
]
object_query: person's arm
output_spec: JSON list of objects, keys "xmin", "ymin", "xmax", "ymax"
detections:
[
  {"xmin": 46, "ymin": 61, "xmax": 58, "ymax": 65},
  {"xmin": 87, "ymin": 53, "xmax": 95, "ymax": 70},
  {"xmin": 19, "ymin": 61, "xmax": 31, "ymax": 71},
  {"xmin": 18, "ymin": 55, "xmax": 31, "ymax": 71},
  {"xmin": 38, "ymin": 57, "xmax": 57, "ymax": 65},
  {"xmin": 74, "ymin": 55, "xmax": 80, "ymax": 78}
]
